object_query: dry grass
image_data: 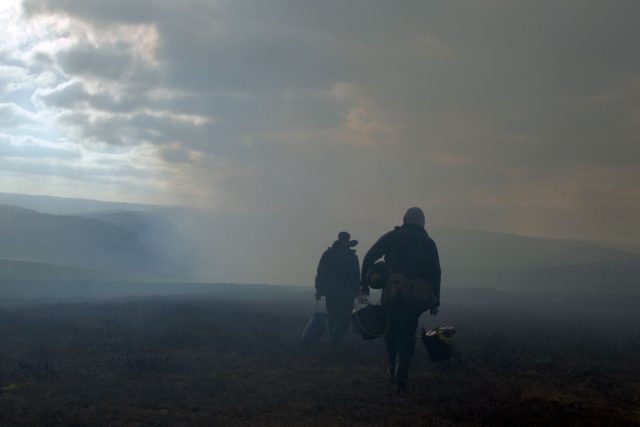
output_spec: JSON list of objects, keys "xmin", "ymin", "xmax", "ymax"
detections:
[{"xmin": 0, "ymin": 292, "xmax": 638, "ymax": 426}]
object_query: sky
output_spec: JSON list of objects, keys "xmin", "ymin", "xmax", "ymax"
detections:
[{"xmin": 1, "ymin": 0, "xmax": 639, "ymax": 245}]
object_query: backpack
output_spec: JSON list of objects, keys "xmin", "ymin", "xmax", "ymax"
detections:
[{"xmin": 383, "ymin": 273, "xmax": 438, "ymax": 313}]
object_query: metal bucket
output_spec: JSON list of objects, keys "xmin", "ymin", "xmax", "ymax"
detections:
[
  {"xmin": 421, "ymin": 325, "xmax": 456, "ymax": 361},
  {"xmin": 352, "ymin": 297, "xmax": 387, "ymax": 340}
]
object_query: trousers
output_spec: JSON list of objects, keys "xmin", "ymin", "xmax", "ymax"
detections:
[
  {"xmin": 384, "ymin": 307, "xmax": 421, "ymax": 374},
  {"xmin": 325, "ymin": 297, "xmax": 354, "ymax": 344}
]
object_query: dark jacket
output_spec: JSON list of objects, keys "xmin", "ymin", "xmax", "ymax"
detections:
[
  {"xmin": 315, "ymin": 241, "xmax": 360, "ymax": 299},
  {"xmin": 361, "ymin": 224, "xmax": 441, "ymax": 305}
]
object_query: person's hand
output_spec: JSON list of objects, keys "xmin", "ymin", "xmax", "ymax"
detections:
[
  {"xmin": 430, "ymin": 307, "xmax": 439, "ymax": 316},
  {"xmin": 315, "ymin": 290, "xmax": 321, "ymax": 301}
]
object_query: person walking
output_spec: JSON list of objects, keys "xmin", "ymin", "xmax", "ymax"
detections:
[
  {"xmin": 360, "ymin": 207, "xmax": 441, "ymax": 392},
  {"xmin": 315, "ymin": 232, "xmax": 361, "ymax": 344}
]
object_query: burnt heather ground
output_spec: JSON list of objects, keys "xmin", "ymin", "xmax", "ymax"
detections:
[{"xmin": 0, "ymin": 285, "xmax": 639, "ymax": 426}]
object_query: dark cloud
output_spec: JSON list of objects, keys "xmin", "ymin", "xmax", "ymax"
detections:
[
  {"xmin": 56, "ymin": 110, "xmax": 211, "ymax": 147},
  {"xmin": 34, "ymin": 80, "xmax": 86, "ymax": 109},
  {"xmin": 157, "ymin": 145, "xmax": 191, "ymax": 163},
  {"xmin": 57, "ymin": 42, "xmax": 133, "ymax": 80}
]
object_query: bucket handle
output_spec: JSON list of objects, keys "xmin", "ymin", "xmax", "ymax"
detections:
[{"xmin": 353, "ymin": 293, "xmax": 388, "ymax": 339}]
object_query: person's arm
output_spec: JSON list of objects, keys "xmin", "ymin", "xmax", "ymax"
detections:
[
  {"xmin": 361, "ymin": 231, "xmax": 393, "ymax": 287},
  {"xmin": 351, "ymin": 253, "xmax": 361, "ymax": 295},
  {"xmin": 315, "ymin": 251, "xmax": 329, "ymax": 299},
  {"xmin": 428, "ymin": 239, "xmax": 442, "ymax": 311}
]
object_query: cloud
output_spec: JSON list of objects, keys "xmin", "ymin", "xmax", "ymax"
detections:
[
  {"xmin": 0, "ymin": 133, "xmax": 79, "ymax": 160},
  {"xmin": 56, "ymin": 41, "xmax": 133, "ymax": 80},
  {"xmin": 0, "ymin": 0, "xmax": 637, "ymax": 247},
  {"xmin": 0, "ymin": 103, "xmax": 38, "ymax": 127},
  {"xmin": 0, "ymin": 134, "xmax": 171, "ymax": 194},
  {"xmin": 33, "ymin": 80, "xmax": 85, "ymax": 108},
  {"xmin": 0, "ymin": 65, "xmax": 30, "ymax": 92}
]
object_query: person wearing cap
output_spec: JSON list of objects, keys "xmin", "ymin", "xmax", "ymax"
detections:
[
  {"xmin": 315, "ymin": 232, "xmax": 361, "ymax": 344},
  {"xmin": 360, "ymin": 207, "xmax": 441, "ymax": 392}
]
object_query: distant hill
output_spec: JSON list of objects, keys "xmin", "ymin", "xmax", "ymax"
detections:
[
  {"xmin": 160, "ymin": 209, "xmax": 638, "ymax": 287},
  {"xmin": 0, "ymin": 192, "xmax": 170, "ymax": 215},
  {"xmin": 0, "ymin": 258, "xmax": 127, "ymax": 282},
  {"xmin": 445, "ymin": 259, "xmax": 640, "ymax": 295},
  {"xmin": 0, "ymin": 193, "xmax": 637, "ymax": 294},
  {"xmin": 0, "ymin": 204, "xmax": 194, "ymax": 279},
  {"xmin": 430, "ymin": 227, "xmax": 634, "ymax": 272},
  {"xmin": 430, "ymin": 228, "xmax": 639, "ymax": 294}
]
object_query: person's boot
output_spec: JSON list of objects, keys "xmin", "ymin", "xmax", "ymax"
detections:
[{"xmin": 395, "ymin": 355, "xmax": 411, "ymax": 394}]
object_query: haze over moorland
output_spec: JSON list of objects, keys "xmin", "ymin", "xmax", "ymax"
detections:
[
  {"xmin": 0, "ymin": 193, "xmax": 638, "ymax": 296},
  {"xmin": 0, "ymin": 0, "xmax": 639, "ymax": 290}
]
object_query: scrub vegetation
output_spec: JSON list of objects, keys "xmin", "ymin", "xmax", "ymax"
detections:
[{"xmin": 0, "ymin": 286, "xmax": 638, "ymax": 426}]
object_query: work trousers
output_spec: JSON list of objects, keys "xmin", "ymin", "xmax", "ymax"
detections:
[
  {"xmin": 384, "ymin": 308, "xmax": 421, "ymax": 367},
  {"xmin": 325, "ymin": 297, "xmax": 354, "ymax": 344}
]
